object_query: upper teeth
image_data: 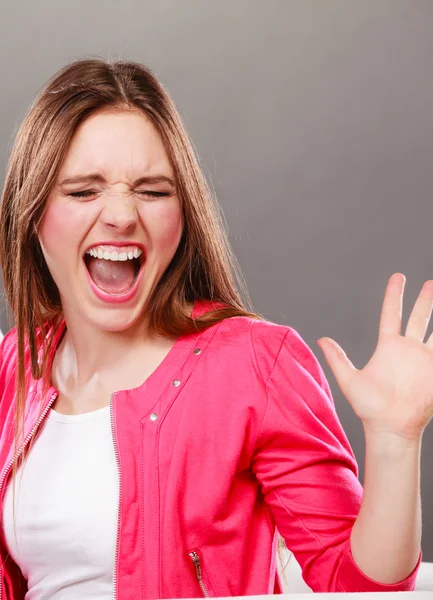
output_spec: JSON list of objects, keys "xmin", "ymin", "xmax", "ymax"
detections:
[{"xmin": 86, "ymin": 246, "xmax": 143, "ymax": 261}]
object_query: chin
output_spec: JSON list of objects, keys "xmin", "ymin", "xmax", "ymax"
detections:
[{"xmin": 83, "ymin": 307, "xmax": 147, "ymax": 334}]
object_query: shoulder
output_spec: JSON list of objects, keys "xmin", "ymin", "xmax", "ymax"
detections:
[
  {"xmin": 0, "ymin": 324, "xmax": 50, "ymax": 389},
  {"xmin": 210, "ymin": 315, "xmax": 322, "ymax": 389},
  {"xmin": 250, "ymin": 319, "xmax": 326, "ymax": 390},
  {"xmin": 0, "ymin": 327, "xmax": 18, "ymax": 368},
  {"xmin": 0, "ymin": 326, "xmax": 19, "ymax": 397}
]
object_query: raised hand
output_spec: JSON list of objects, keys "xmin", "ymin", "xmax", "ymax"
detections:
[{"xmin": 318, "ymin": 273, "xmax": 433, "ymax": 442}]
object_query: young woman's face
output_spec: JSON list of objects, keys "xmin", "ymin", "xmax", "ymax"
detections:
[{"xmin": 38, "ymin": 109, "xmax": 183, "ymax": 333}]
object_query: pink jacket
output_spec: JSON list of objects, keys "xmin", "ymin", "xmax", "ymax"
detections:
[{"xmin": 0, "ymin": 301, "xmax": 420, "ymax": 598}]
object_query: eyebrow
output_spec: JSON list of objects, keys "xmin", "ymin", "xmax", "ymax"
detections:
[{"xmin": 59, "ymin": 173, "xmax": 176, "ymax": 187}]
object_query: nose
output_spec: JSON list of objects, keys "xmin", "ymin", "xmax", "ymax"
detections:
[{"xmin": 100, "ymin": 191, "xmax": 138, "ymax": 233}]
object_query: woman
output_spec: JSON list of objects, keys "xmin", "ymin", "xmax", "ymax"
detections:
[{"xmin": 0, "ymin": 58, "xmax": 429, "ymax": 599}]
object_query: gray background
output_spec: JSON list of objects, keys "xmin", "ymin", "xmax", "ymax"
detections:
[{"xmin": 1, "ymin": 0, "xmax": 433, "ymax": 561}]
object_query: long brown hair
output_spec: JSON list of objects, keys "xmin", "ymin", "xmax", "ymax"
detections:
[{"xmin": 0, "ymin": 57, "xmax": 262, "ymax": 458}]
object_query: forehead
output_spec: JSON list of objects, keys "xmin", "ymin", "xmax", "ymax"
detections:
[{"xmin": 57, "ymin": 108, "xmax": 173, "ymax": 182}]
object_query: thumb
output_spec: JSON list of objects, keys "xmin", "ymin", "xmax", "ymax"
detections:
[{"xmin": 317, "ymin": 337, "xmax": 357, "ymax": 397}]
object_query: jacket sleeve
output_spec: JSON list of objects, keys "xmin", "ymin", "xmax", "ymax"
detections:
[{"xmin": 250, "ymin": 324, "xmax": 420, "ymax": 593}]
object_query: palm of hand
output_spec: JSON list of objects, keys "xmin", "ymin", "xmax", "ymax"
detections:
[{"xmin": 319, "ymin": 274, "xmax": 433, "ymax": 441}]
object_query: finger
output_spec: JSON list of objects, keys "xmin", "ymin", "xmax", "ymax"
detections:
[
  {"xmin": 425, "ymin": 329, "xmax": 433, "ymax": 347},
  {"xmin": 405, "ymin": 280, "xmax": 433, "ymax": 342},
  {"xmin": 378, "ymin": 273, "xmax": 405, "ymax": 343},
  {"xmin": 317, "ymin": 337, "xmax": 357, "ymax": 397}
]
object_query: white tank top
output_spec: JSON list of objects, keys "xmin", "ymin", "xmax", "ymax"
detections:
[{"xmin": 2, "ymin": 405, "xmax": 119, "ymax": 599}]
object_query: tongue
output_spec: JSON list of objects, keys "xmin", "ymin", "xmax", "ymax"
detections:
[{"xmin": 87, "ymin": 257, "xmax": 136, "ymax": 294}]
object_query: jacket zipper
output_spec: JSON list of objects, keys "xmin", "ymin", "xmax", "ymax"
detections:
[
  {"xmin": 189, "ymin": 551, "xmax": 210, "ymax": 598},
  {"xmin": 0, "ymin": 391, "xmax": 58, "ymax": 600},
  {"xmin": 110, "ymin": 392, "xmax": 121, "ymax": 600}
]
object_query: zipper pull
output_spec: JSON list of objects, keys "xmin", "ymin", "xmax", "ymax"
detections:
[
  {"xmin": 189, "ymin": 551, "xmax": 202, "ymax": 580},
  {"xmin": 189, "ymin": 551, "xmax": 211, "ymax": 597}
]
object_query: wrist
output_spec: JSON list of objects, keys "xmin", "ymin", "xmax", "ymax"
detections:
[{"xmin": 363, "ymin": 426, "xmax": 423, "ymax": 459}]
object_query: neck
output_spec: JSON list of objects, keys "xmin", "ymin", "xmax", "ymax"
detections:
[{"xmin": 53, "ymin": 313, "xmax": 157, "ymax": 389}]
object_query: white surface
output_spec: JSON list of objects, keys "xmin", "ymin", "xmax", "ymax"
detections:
[
  {"xmin": 279, "ymin": 551, "xmax": 312, "ymax": 594},
  {"xmin": 2, "ymin": 405, "xmax": 118, "ymax": 599},
  {"xmin": 415, "ymin": 561, "xmax": 433, "ymax": 591}
]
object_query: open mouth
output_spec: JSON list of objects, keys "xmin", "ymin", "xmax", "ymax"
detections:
[{"xmin": 83, "ymin": 246, "xmax": 144, "ymax": 296}]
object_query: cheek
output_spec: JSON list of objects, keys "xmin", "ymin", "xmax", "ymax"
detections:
[
  {"xmin": 39, "ymin": 202, "xmax": 86, "ymax": 260},
  {"xmin": 39, "ymin": 206, "xmax": 64, "ymax": 254},
  {"xmin": 146, "ymin": 202, "xmax": 184, "ymax": 252}
]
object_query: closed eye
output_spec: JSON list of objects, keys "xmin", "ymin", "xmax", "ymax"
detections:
[
  {"xmin": 69, "ymin": 190, "xmax": 98, "ymax": 198},
  {"xmin": 68, "ymin": 190, "xmax": 172, "ymax": 199},
  {"xmin": 137, "ymin": 191, "xmax": 171, "ymax": 198}
]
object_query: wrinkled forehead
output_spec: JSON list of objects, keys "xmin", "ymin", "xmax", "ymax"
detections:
[{"xmin": 56, "ymin": 109, "xmax": 175, "ymax": 185}]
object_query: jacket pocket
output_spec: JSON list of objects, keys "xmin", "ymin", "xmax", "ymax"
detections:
[{"xmin": 187, "ymin": 548, "xmax": 218, "ymax": 598}]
